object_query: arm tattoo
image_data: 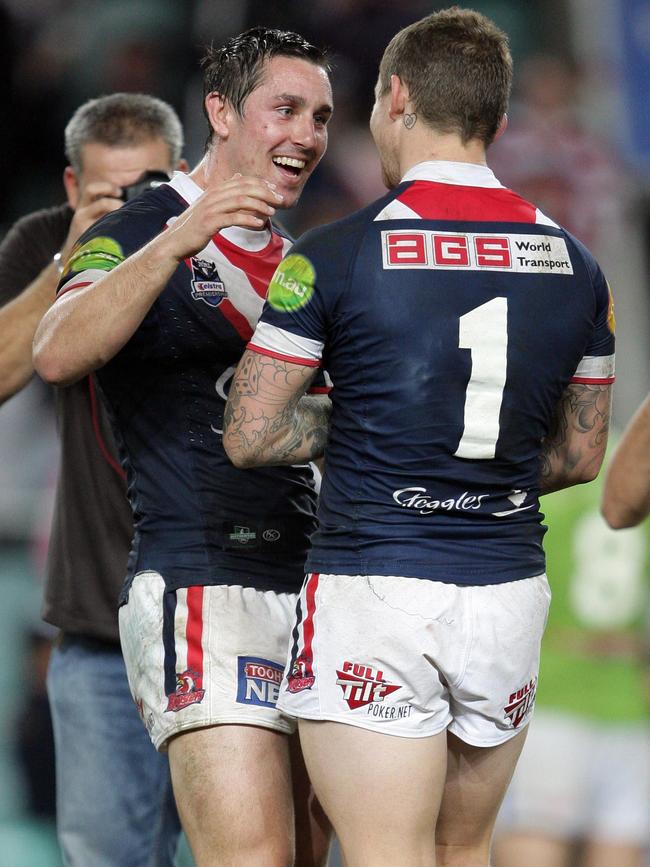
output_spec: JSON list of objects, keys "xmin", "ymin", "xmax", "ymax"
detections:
[
  {"xmin": 224, "ymin": 352, "xmax": 331, "ymax": 466},
  {"xmin": 540, "ymin": 382, "xmax": 610, "ymax": 492}
]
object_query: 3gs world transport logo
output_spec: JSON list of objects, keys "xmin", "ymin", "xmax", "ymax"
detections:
[{"xmin": 381, "ymin": 231, "xmax": 574, "ymax": 275}]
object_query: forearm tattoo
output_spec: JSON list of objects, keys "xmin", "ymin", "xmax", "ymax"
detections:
[
  {"xmin": 539, "ymin": 382, "xmax": 610, "ymax": 491},
  {"xmin": 224, "ymin": 352, "xmax": 331, "ymax": 466}
]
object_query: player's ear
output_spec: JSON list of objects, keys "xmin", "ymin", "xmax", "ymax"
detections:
[
  {"xmin": 494, "ymin": 113, "xmax": 508, "ymax": 142},
  {"xmin": 63, "ymin": 166, "xmax": 81, "ymax": 209},
  {"xmin": 205, "ymin": 92, "xmax": 233, "ymax": 140},
  {"xmin": 388, "ymin": 74, "xmax": 408, "ymax": 121}
]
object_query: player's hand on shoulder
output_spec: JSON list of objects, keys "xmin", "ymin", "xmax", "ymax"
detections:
[
  {"xmin": 64, "ymin": 181, "xmax": 124, "ymax": 257},
  {"xmin": 163, "ymin": 174, "xmax": 284, "ymax": 262}
]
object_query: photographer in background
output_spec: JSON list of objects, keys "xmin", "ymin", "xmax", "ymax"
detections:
[{"xmin": 0, "ymin": 93, "xmax": 189, "ymax": 866}]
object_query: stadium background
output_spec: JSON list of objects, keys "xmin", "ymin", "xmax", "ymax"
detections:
[{"xmin": 0, "ymin": 0, "xmax": 647, "ymax": 864}]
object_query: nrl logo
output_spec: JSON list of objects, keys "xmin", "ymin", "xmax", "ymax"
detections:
[
  {"xmin": 190, "ymin": 256, "xmax": 227, "ymax": 307},
  {"xmin": 228, "ymin": 525, "xmax": 257, "ymax": 545}
]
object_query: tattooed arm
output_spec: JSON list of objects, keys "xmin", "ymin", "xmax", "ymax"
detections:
[
  {"xmin": 602, "ymin": 392, "xmax": 650, "ymax": 528},
  {"xmin": 223, "ymin": 349, "xmax": 331, "ymax": 468},
  {"xmin": 539, "ymin": 382, "xmax": 612, "ymax": 494}
]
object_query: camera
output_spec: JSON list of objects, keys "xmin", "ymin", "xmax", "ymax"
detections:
[{"xmin": 120, "ymin": 170, "xmax": 171, "ymax": 202}]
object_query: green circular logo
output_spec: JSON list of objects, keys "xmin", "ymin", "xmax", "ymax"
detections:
[
  {"xmin": 67, "ymin": 236, "xmax": 125, "ymax": 274},
  {"xmin": 267, "ymin": 254, "xmax": 315, "ymax": 312}
]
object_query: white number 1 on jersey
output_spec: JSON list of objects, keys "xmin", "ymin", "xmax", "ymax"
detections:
[{"xmin": 454, "ymin": 297, "xmax": 508, "ymax": 460}]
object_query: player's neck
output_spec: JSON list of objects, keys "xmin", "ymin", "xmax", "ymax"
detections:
[
  {"xmin": 189, "ymin": 155, "xmax": 210, "ymax": 190},
  {"xmin": 189, "ymin": 149, "xmax": 233, "ymax": 190},
  {"xmin": 399, "ymin": 130, "xmax": 488, "ymax": 176}
]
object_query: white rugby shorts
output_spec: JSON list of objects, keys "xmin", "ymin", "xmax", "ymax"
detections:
[
  {"xmin": 497, "ymin": 709, "xmax": 650, "ymax": 843},
  {"xmin": 119, "ymin": 571, "xmax": 299, "ymax": 751},
  {"xmin": 277, "ymin": 572, "xmax": 551, "ymax": 745}
]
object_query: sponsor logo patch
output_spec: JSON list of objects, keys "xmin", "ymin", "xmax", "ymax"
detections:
[
  {"xmin": 189, "ymin": 256, "xmax": 227, "ymax": 307},
  {"xmin": 393, "ymin": 486, "xmax": 489, "ymax": 515},
  {"xmin": 336, "ymin": 661, "xmax": 401, "ymax": 710},
  {"xmin": 381, "ymin": 231, "xmax": 573, "ymax": 275},
  {"xmin": 236, "ymin": 656, "xmax": 283, "ymax": 707},
  {"xmin": 166, "ymin": 668, "xmax": 205, "ymax": 712},
  {"xmin": 607, "ymin": 282, "xmax": 616, "ymax": 334},
  {"xmin": 286, "ymin": 655, "xmax": 315, "ymax": 693},
  {"xmin": 504, "ymin": 676, "xmax": 537, "ymax": 727},
  {"xmin": 262, "ymin": 528, "xmax": 281, "ymax": 542},
  {"xmin": 267, "ymin": 253, "xmax": 315, "ymax": 311},
  {"xmin": 66, "ymin": 236, "xmax": 125, "ymax": 275},
  {"xmin": 227, "ymin": 524, "xmax": 257, "ymax": 546}
]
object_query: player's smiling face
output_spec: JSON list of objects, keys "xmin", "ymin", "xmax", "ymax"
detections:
[{"xmin": 216, "ymin": 56, "xmax": 332, "ymax": 209}]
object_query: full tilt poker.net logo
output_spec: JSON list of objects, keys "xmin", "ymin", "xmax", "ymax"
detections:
[
  {"xmin": 504, "ymin": 676, "xmax": 537, "ymax": 728},
  {"xmin": 336, "ymin": 661, "xmax": 401, "ymax": 710}
]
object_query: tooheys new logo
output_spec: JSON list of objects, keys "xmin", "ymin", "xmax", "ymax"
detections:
[
  {"xmin": 236, "ymin": 657, "xmax": 284, "ymax": 707},
  {"xmin": 267, "ymin": 253, "xmax": 315, "ymax": 312}
]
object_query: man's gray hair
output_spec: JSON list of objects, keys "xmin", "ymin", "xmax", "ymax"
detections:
[{"xmin": 64, "ymin": 93, "xmax": 184, "ymax": 173}]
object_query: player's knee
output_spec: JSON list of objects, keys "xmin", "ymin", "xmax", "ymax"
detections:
[
  {"xmin": 192, "ymin": 838, "xmax": 293, "ymax": 867},
  {"xmin": 435, "ymin": 841, "xmax": 491, "ymax": 867}
]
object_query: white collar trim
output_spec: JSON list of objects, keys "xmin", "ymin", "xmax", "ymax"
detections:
[
  {"xmin": 169, "ymin": 171, "xmax": 204, "ymax": 204},
  {"xmin": 401, "ymin": 160, "xmax": 504, "ymax": 188}
]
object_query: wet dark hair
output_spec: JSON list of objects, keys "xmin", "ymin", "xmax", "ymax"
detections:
[{"xmin": 201, "ymin": 26, "xmax": 329, "ymax": 147}]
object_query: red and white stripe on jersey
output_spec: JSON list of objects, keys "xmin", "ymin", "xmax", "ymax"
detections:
[
  {"xmin": 172, "ymin": 173, "xmax": 292, "ymax": 341},
  {"xmin": 373, "ymin": 161, "xmax": 559, "ymax": 228},
  {"xmin": 57, "ymin": 269, "xmax": 106, "ymax": 299},
  {"xmin": 172, "ymin": 585, "xmax": 206, "ymax": 686},
  {"xmin": 571, "ymin": 354, "xmax": 615, "ymax": 385},
  {"xmin": 285, "ymin": 573, "xmax": 320, "ymax": 690},
  {"xmin": 248, "ymin": 320, "xmax": 323, "ymax": 367}
]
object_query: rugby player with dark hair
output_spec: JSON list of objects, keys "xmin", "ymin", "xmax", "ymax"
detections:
[{"xmin": 34, "ymin": 27, "xmax": 333, "ymax": 867}]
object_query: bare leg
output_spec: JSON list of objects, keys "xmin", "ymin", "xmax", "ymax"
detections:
[
  {"xmin": 436, "ymin": 729, "xmax": 528, "ymax": 867},
  {"xmin": 492, "ymin": 833, "xmax": 571, "ymax": 867},
  {"xmin": 289, "ymin": 731, "xmax": 333, "ymax": 867},
  {"xmin": 583, "ymin": 840, "xmax": 646, "ymax": 867},
  {"xmin": 299, "ymin": 719, "xmax": 448, "ymax": 867},
  {"xmin": 168, "ymin": 724, "xmax": 293, "ymax": 867}
]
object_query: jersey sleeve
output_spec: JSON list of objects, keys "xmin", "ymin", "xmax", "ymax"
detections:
[
  {"xmin": 570, "ymin": 246, "xmax": 615, "ymax": 385},
  {"xmin": 53, "ymin": 194, "xmax": 179, "ymax": 361},
  {"xmin": 56, "ymin": 205, "xmax": 152, "ymax": 299},
  {"xmin": 247, "ymin": 228, "xmax": 342, "ymax": 369}
]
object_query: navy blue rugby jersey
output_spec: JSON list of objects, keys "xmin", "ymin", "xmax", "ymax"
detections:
[
  {"xmin": 57, "ymin": 172, "xmax": 323, "ymax": 597},
  {"xmin": 249, "ymin": 161, "xmax": 616, "ymax": 585}
]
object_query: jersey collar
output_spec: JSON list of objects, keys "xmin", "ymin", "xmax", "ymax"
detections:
[{"xmin": 401, "ymin": 160, "xmax": 504, "ymax": 189}]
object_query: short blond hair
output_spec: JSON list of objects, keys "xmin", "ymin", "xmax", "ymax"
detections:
[{"xmin": 379, "ymin": 6, "xmax": 512, "ymax": 146}]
